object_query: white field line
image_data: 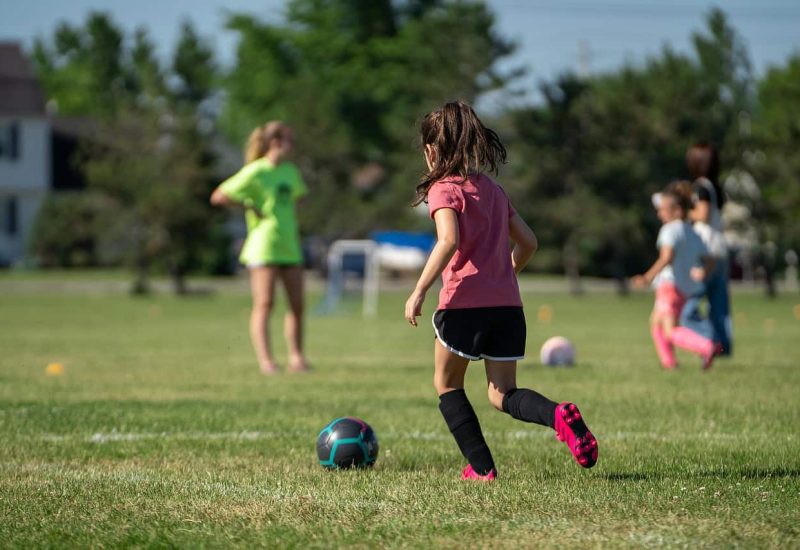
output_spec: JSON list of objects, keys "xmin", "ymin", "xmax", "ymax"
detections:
[
  {"xmin": 35, "ymin": 429, "xmax": 795, "ymax": 444},
  {"xmin": 39, "ymin": 431, "xmax": 279, "ymax": 443}
]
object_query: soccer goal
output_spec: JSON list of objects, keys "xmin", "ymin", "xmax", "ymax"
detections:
[{"xmin": 321, "ymin": 239, "xmax": 380, "ymax": 318}]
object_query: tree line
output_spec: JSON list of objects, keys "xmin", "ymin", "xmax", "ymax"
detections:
[{"xmin": 27, "ymin": 0, "xmax": 800, "ymax": 293}]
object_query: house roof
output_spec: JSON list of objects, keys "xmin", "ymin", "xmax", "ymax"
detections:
[{"xmin": 0, "ymin": 42, "xmax": 46, "ymax": 116}]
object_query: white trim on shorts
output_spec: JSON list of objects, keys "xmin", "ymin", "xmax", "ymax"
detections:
[
  {"xmin": 430, "ymin": 313, "xmax": 525, "ymax": 362},
  {"xmin": 431, "ymin": 313, "xmax": 481, "ymax": 360},
  {"xmin": 480, "ymin": 352, "xmax": 526, "ymax": 362}
]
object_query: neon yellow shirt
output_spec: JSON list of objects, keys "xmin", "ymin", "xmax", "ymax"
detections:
[{"xmin": 219, "ymin": 158, "xmax": 307, "ymax": 266}]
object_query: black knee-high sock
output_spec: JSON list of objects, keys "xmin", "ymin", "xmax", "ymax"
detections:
[
  {"xmin": 438, "ymin": 389, "xmax": 495, "ymax": 475},
  {"xmin": 502, "ymin": 388, "xmax": 558, "ymax": 428}
]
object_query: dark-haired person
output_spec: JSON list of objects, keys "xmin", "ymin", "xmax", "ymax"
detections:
[
  {"xmin": 686, "ymin": 142, "xmax": 732, "ymax": 356},
  {"xmin": 404, "ymin": 100, "xmax": 598, "ymax": 481},
  {"xmin": 633, "ymin": 182, "xmax": 718, "ymax": 370}
]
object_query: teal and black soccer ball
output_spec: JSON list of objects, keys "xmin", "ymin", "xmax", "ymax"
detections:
[{"xmin": 316, "ymin": 417, "xmax": 379, "ymax": 469}]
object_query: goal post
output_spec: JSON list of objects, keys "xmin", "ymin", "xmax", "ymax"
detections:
[{"xmin": 323, "ymin": 239, "xmax": 380, "ymax": 318}]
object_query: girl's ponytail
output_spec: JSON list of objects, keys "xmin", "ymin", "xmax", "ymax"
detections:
[
  {"xmin": 244, "ymin": 126, "xmax": 267, "ymax": 164},
  {"xmin": 412, "ymin": 101, "xmax": 506, "ymax": 206}
]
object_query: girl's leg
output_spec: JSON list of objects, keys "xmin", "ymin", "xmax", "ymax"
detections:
[
  {"xmin": 484, "ymin": 359, "xmax": 556, "ymax": 427},
  {"xmin": 652, "ymin": 285, "xmax": 679, "ymax": 368},
  {"xmin": 670, "ymin": 325, "xmax": 716, "ymax": 368},
  {"xmin": 485, "ymin": 358, "xmax": 598, "ymax": 468},
  {"xmin": 669, "ymin": 291, "xmax": 716, "ymax": 367},
  {"xmin": 279, "ymin": 265, "xmax": 309, "ymax": 372},
  {"xmin": 651, "ymin": 310, "xmax": 677, "ymax": 369},
  {"xmin": 484, "ymin": 358, "xmax": 516, "ymax": 410},
  {"xmin": 678, "ymin": 295, "xmax": 715, "ymax": 340},
  {"xmin": 249, "ymin": 266, "xmax": 280, "ymax": 374},
  {"xmin": 434, "ymin": 339, "xmax": 495, "ymax": 476}
]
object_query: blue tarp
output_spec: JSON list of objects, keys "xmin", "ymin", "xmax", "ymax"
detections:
[{"xmin": 370, "ymin": 231, "xmax": 435, "ymax": 251}]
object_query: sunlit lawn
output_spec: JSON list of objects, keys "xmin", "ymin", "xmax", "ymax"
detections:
[{"xmin": 1, "ymin": 274, "xmax": 798, "ymax": 547}]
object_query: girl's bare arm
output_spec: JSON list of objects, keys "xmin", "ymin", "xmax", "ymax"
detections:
[
  {"xmin": 210, "ymin": 187, "xmax": 235, "ymax": 207},
  {"xmin": 509, "ymin": 214, "xmax": 538, "ymax": 274},
  {"xmin": 404, "ymin": 208, "xmax": 459, "ymax": 326},
  {"xmin": 210, "ymin": 188, "xmax": 264, "ymax": 218},
  {"xmin": 633, "ymin": 246, "xmax": 674, "ymax": 287}
]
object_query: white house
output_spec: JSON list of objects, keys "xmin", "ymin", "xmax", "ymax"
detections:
[
  {"xmin": 0, "ymin": 42, "xmax": 246, "ymax": 270},
  {"xmin": 0, "ymin": 42, "xmax": 50, "ymax": 267}
]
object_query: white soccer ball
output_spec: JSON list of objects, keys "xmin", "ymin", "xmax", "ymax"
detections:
[{"xmin": 540, "ymin": 336, "xmax": 576, "ymax": 366}]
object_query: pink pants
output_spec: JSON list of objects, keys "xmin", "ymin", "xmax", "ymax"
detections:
[{"xmin": 651, "ymin": 283, "xmax": 714, "ymax": 368}]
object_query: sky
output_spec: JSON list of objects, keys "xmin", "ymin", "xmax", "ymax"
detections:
[{"xmin": 2, "ymin": 0, "xmax": 799, "ymax": 107}]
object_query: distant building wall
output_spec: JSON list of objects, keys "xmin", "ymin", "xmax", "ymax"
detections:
[
  {"xmin": 0, "ymin": 117, "xmax": 51, "ymax": 265},
  {"xmin": 0, "ymin": 42, "xmax": 52, "ymax": 266}
]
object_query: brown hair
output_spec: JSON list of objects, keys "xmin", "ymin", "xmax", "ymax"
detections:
[
  {"xmin": 663, "ymin": 180, "xmax": 694, "ymax": 214},
  {"xmin": 244, "ymin": 121, "xmax": 289, "ymax": 163},
  {"xmin": 686, "ymin": 141, "xmax": 725, "ymax": 208},
  {"xmin": 411, "ymin": 100, "xmax": 507, "ymax": 206}
]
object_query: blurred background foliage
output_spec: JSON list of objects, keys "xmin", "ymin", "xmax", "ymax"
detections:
[{"xmin": 25, "ymin": 0, "xmax": 800, "ymax": 291}]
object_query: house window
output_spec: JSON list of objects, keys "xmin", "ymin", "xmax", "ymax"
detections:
[
  {"xmin": 5, "ymin": 197, "xmax": 18, "ymax": 236},
  {"xmin": 0, "ymin": 122, "xmax": 20, "ymax": 160}
]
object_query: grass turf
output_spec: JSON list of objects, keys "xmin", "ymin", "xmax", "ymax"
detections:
[{"xmin": 1, "ymin": 276, "xmax": 798, "ymax": 547}]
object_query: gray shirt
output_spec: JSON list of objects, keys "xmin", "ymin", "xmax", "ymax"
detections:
[{"xmin": 654, "ymin": 220, "xmax": 708, "ymax": 297}]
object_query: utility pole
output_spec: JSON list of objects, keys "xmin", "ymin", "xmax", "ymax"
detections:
[{"xmin": 578, "ymin": 39, "xmax": 591, "ymax": 78}]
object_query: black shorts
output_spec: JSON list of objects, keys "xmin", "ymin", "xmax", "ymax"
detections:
[{"xmin": 432, "ymin": 307, "xmax": 526, "ymax": 361}]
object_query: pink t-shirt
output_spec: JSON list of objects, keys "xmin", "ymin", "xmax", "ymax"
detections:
[{"xmin": 427, "ymin": 173, "xmax": 522, "ymax": 310}]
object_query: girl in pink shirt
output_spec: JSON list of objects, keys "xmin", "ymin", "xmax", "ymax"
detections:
[{"xmin": 404, "ymin": 101, "xmax": 598, "ymax": 480}]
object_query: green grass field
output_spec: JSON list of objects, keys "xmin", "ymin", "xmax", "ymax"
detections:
[{"xmin": 1, "ymin": 274, "xmax": 799, "ymax": 548}]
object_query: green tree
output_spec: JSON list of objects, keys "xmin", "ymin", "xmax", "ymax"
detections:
[
  {"xmin": 28, "ymin": 192, "xmax": 118, "ymax": 268},
  {"xmin": 222, "ymin": 0, "xmax": 516, "ymax": 237},
  {"xmin": 32, "ymin": 14, "xmax": 225, "ymax": 292},
  {"xmin": 753, "ymin": 54, "xmax": 800, "ymax": 254},
  {"xmin": 690, "ymin": 7, "xmax": 754, "ymax": 160},
  {"xmin": 83, "ymin": 108, "xmax": 217, "ymax": 293},
  {"xmin": 33, "ymin": 13, "xmax": 130, "ymax": 117},
  {"xmin": 504, "ymin": 9, "xmax": 754, "ymax": 290}
]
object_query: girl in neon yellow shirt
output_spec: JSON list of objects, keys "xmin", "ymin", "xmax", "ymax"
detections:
[{"xmin": 211, "ymin": 121, "xmax": 309, "ymax": 374}]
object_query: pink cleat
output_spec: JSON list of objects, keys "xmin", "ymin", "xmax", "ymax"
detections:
[
  {"xmin": 554, "ymin": 402, "xmax": 598, "ymax": 468},
  {"xmin": 702, "ymin": 343, "xmax": 723, "ymax": 371},
  {"xmin": 461, "ymin": 464, "xmax": 497, "ymax": 481}
]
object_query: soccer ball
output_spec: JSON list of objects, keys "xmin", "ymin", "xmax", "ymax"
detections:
[
  {"xmin": 316, "ymin": 417, "xmax": 379, "ymax": 469},
  {"xmin": 540, "ymin": 336, "xmax": 576, "ymax": 366}
]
